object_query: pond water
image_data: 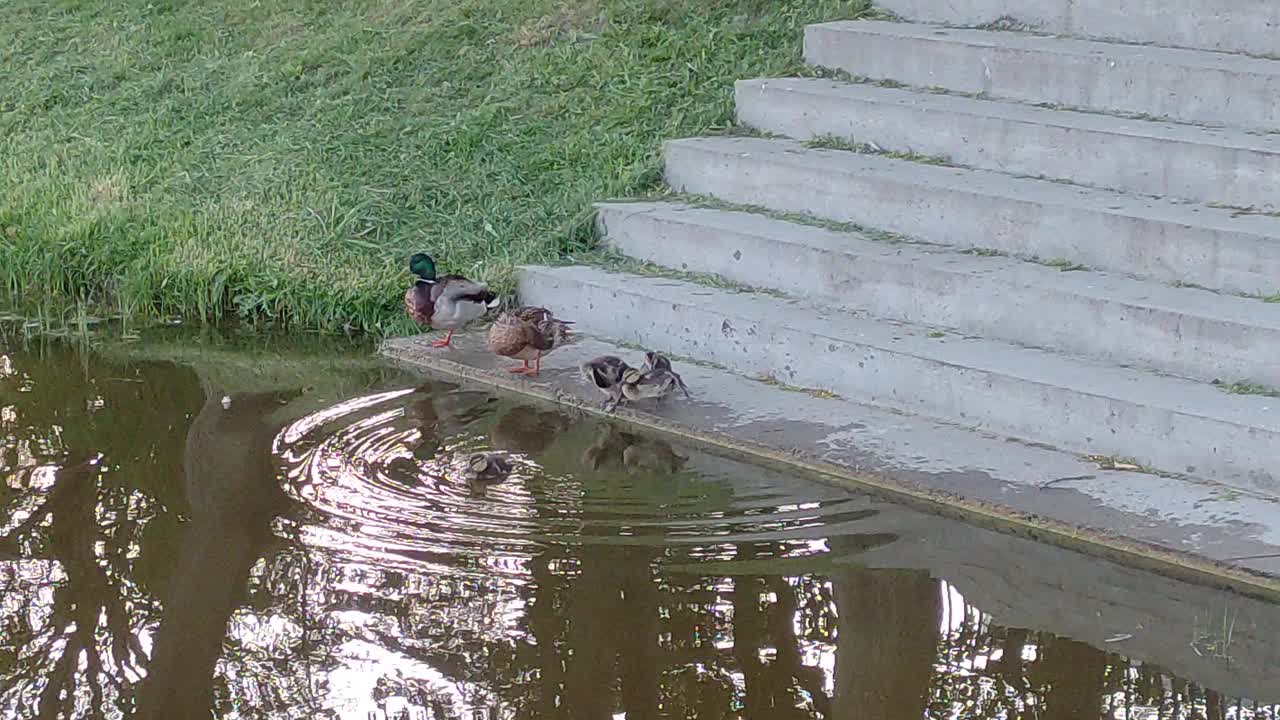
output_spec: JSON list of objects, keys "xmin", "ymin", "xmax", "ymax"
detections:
[{"xmin": 1, "ymin": 333, "xmax": 1278, "ymax": 720}]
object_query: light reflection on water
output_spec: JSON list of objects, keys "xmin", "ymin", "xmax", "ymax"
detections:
[{"xmin": 0, "ymin": 340, "xmax": 1278, "ymax": 720}]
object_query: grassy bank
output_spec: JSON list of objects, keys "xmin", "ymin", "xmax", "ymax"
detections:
[{"xmin": 0, "ymin": 0, "xmax": 871, "ymax": 334}]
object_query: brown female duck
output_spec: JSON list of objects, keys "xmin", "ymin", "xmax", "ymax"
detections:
[{"xmin": 486, "ymin": 306, "xmax": 573, "ymax": 376}]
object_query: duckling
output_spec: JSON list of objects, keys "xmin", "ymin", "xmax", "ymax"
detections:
[
  {"xmin": 580, "ymin": 355, "xmax": 633, "ymax": 411},
  {"xmin": 465, "ymin": 452, "xmax": 515, "ymax": 482},
  {"xmin": 486, "ymin": 306, "xmax": 573, "ymax": 376},
  {"xmin": 403, "ymin": 252, "xmax": 500, "ymax": 348},
  {"xmin": 643, "ymin": 351, "xmax": 691, "ymax": 399},
  {"xmin": 620, "ymin": 354, "xmax": 691, "ymax": 404}
]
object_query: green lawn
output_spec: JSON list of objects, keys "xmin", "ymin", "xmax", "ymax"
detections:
[{"xmin": 0, "ymin": 0, "xmax": 871, "ymax": 334}]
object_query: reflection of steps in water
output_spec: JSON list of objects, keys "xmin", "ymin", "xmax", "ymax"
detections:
[{"xmin": 842, "ymin": 509, "xmax": 1280, "ymax": 702}]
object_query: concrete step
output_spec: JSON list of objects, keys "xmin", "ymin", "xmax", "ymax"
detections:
[
  {"xmin": 735, "ymin": 78, "xmax": 1280, "ymax": 210},
  {"xmin": 873, "ymin": 0, "xmax": 1280, "ymax": 56},
  {"xmin": 804, "ymin": 21, "xmax": 1280, "ymax": 132},
  {"xmin": 595, "ymin": 201, "xmax": 1280, "ymax": 385},
  {"xmin": 663, "ymin": 136, "xmax": 1280, "ymax": 296},
  {"xmin": 518, "ymin": 264, "xmax": 1280, "ymax": 495}
]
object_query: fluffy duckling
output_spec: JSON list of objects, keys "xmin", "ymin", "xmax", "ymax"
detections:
[
  {"xmin": 465, "ymin": 452, "xmax": 515, "ymax": 483},
  {"xmin": 403, "ymin": 252, "xmax": 500, "ymax": 348},
  {"xmin": 486, "ymin": 306, "xmax": 573, "ymax": 376},
  {"xmin": 580, "ymin": 355, "xmax": 633, "ymax": 411},
  {"xmin": 643, "ymin": 351, "xmax": 691, "ymax": 398},
  {"xmin": 620, "ymin": 352, "xmax": 691, "ymax": 403}
]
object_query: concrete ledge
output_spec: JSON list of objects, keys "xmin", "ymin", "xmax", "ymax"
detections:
[
  {"xmin": 872, "ymin": 0, "xmax": 1280, "ymax": 56},
  {"xmin": 804, "ymin": 21, "xmax": 1280, "ymax": 131},
  {"xmin": 596, "ymin": 201, "xmax": 1280, "ymax": 385},
  {"xmin": 377, "ymin": 332, "xmax": 1280, "ymax": 612},
  {"xmin": 664, "ymin": 135, "xmax": 1280, "ymax": 296},
  {"xmin": 736, "ymin": 78, "xmax": 1280, "ymax": 209},
  {"xmin": 518, "ymin": 264, "xmax": 1280, "ymax": 494}
]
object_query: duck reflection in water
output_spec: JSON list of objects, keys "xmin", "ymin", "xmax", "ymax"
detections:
[
  {"xmin": 402, "ymin": 384, "xmax": 499, "ymax": 460},
  {"xmin": 491, "ymin": 403, "xmax": 570, "ymax": 455},
  {"xmin": 581, "ymin": 423, "xmax": 687, "ymax": 475}
]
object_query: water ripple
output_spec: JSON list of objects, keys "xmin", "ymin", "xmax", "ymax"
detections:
[{"xmin": 274, "ymin": 385, "xmax": 886, "ymax": 578}]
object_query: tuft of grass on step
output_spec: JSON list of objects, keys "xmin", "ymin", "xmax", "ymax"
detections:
[
  {"xmin": 803, "ymin": 134, "xmax": 953, "ymax": 166},
  {"xmin": 755, "ymin": 372, "xmax": 839, "ymax": 399},
  {"xmin": 1035, "ymin": 257, "xmax": 1090, "ymax": 272},
  {"xmin": 659, "ymin": 191, "xmax": 919, "ymax": 246},
  {"xmin": 1172, "ymin": 280, "xmax": 1220, "ymax": 294},
  {"xmin": 577, "ymin": 246, "xmax": 790, "ymax": 298},
  {"xmin": 1086, "ymin": 454, "xmax": 1155, "ymax": 473},
  {"xmin": 0, "ymin": 0, "xmax": 874, "ymax": 334},
  {"xmin": 1212, "ymin": 379, "xmax": 1280, "ymax": 398},
  {"xmin": 964, "ymin": 247, "xmax": 1008, "ymax": 258}
]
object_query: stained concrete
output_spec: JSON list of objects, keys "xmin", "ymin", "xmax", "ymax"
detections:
[
  {"xmin": 516, "ymin": 264, "xmax": 1280, "ymax": 495},
  {"xmin": 873, "ymin": 0, "xmax": 1280, "ymax": 56},
  {"xmin": 736, "ymin": 77, "xmax": 1280, "ymax": 209},
  {"xmin": 664, "ymin": 135, "xmax": 1280, "ymax": 296},
  {"xmin": 804, "ymin": 21, "xmax": 1280, "ymax": 131},
  {"xmin": 379, "ymin": 332, "xmax": 1280, "ymax": 608},
  {"xmin": 595, "ymin": 201, "xmax": 1280, "ymax": 385}
]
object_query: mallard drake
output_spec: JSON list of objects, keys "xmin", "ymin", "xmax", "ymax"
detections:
[
  {"xmin": 486, "ymin": 306, "xmax": 573, "ymax": 376},
  {"xmin": 580, "ymin": 355, "xmax": 633, "ymax": 411},
  {"xmin": 465, "ymin": 452, "xmax": 514, "ymax": 482},
  {"xmin": 403, "ymin": 252, "xmax": 500, "ymax": 348}
]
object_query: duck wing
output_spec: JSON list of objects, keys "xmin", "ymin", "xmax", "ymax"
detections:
[
  {"xmin": 516, "ymin": 306, "xmax": 573, "ymax": 351},
  {"xmin": 436, "ymin": 275, "xmax": 497, "ymax": 305}
]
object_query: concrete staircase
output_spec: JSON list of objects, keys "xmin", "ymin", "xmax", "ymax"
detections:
[{"xmin": 518, "ymin": 2, "xmax": 1280, "ymax": 498}]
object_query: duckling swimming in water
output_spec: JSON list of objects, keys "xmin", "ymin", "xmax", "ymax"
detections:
[{"xmin": 464, "ymin": 452, "xmax": 515, "ymax": 482}]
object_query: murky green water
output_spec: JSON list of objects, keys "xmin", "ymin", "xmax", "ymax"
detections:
[{"xmin": 1, "ymin": 333, "xmax": 1277, "ymax": 720}]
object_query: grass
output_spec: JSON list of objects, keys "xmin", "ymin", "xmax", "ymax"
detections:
[
  {"xmin": 754, "ymin": 372, "xmax": 839, "ymax": 399},
  {"xmin": 0, "ymin": 0, "xmax": 873, "ymax": 335},
  {"xmin": 577, "ymin": 245, "xmax": 789, "ymax": 297},
  {"xmin": 1190, "ymin": 606, "xmax": 1238, "ymax": 664},
  {"xmin": 1034, "ymin": 257, "xmax": 1090, "ymax": 272},
  {"xmin": 963, "ymin": 247, "xmax": 1007, "ymax": 258},
  {"xmin": 1085, "ymin": 454, "xmax": 1153, "ymax": 473},
  {"xmin": 1213, "ymin": 379, "xmax": 1280, "ymax": 398},
  {"xmin": 802, "ymin": 133, "xmax": 953, "ymax": 165},
  {"xmin": 662, "ymin": 191, "xmax": 917, "ymax": 245}
]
